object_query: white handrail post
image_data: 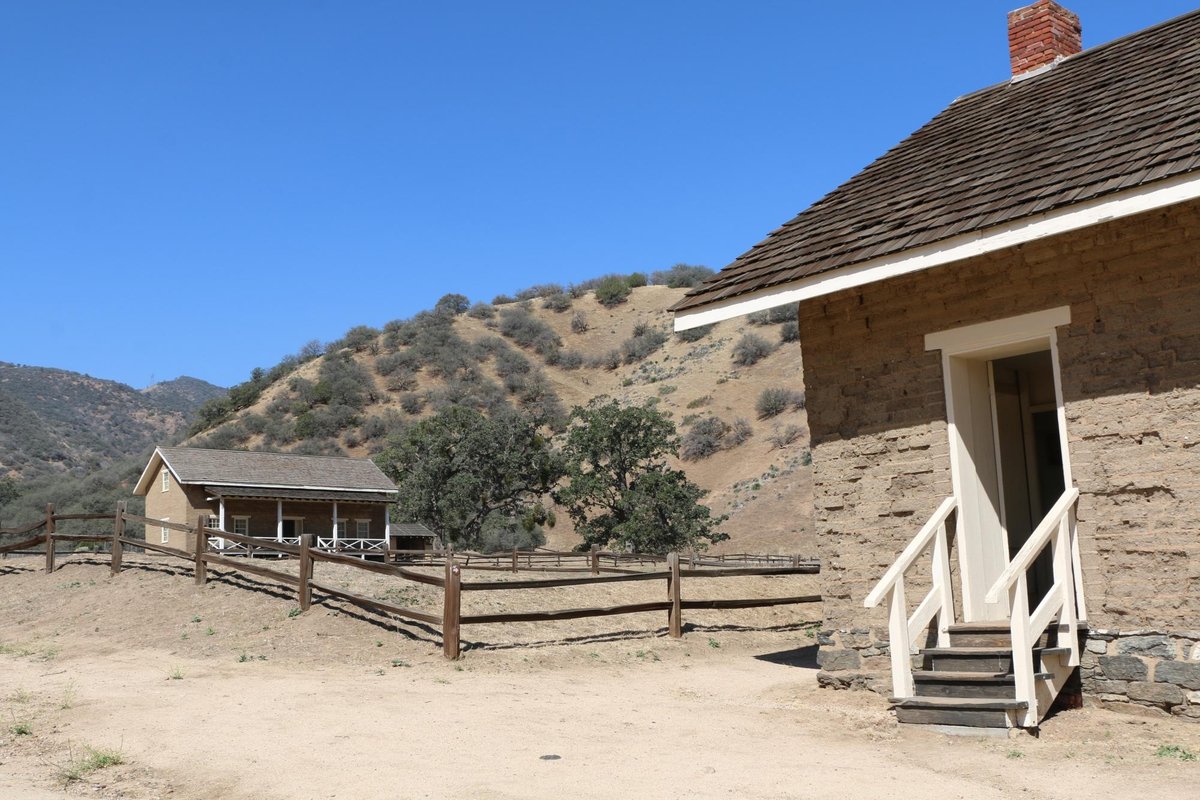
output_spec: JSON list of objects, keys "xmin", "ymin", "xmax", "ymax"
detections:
[
  {"xmin": 889, "ymin": 576, "xmax": 914, "ymax": 698},
  {"xmin": 1068, "ymin": 501, "xmax": 1087, "ymax": 623},
  {"xmin": 1056, "ymin": 515, "xmax": 1080, "ymax": 666},
  {"xmin": 933, "ymin": 516, "xmax": 955, "ymax": 647},
  {"xmin": 1009, "ymin": 573, "xmax": 1037, "ymax": 727}
]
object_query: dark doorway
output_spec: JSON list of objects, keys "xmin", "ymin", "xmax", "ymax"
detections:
[{"xmin": 990, "ymin": 350, "xmax": 1065, "ymax": 608}]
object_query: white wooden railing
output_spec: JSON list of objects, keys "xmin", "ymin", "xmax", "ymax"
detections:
[
  {"xmin": 864, "ymin": 496, "xmax": 958, "ymax": 697},
  {"xmin": 984, "ymin": 487, "xmax": 1083, "ymax": 727},
  {"xmin": 315, "ymin": 537, "xmax": 387, "ymax": 553}
]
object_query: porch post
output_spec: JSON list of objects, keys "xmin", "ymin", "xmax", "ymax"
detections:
[
  {"xmin": 384, "ymin": 510, "xmax": 391, "ymax": 549},
  {"xmin": 332, "ymin": 501, "xmax": 339, "ymax": 546},
  {"xmin": 276, "ymin": 500, "xmax": 283, "ymax": 542},
  {"xmin": 218, "ymin": 497, "xmax": 226, "ymax": 531}
]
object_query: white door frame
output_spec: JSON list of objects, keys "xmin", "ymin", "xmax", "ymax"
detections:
[{"xmin": 925, "ymin": 306, "xmax": 1072, "ymax": 621}]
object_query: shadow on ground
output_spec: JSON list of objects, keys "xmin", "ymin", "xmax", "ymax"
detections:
[{"xmin": 753, "ymin": 643, "xmax": 819, "ymax": 669}]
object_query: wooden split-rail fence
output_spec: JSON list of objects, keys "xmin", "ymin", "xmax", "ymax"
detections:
[{"xmin": 1, "ymin": 502, "xmax": 821, "ymax": 660}]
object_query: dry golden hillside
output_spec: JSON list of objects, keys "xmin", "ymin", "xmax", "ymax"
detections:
[{"xmin": 191, "ymin": 285, "xmax": 813, "ymax": 555}]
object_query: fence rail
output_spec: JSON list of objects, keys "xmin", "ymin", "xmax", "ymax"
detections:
[{"xmin": 2, "ymin": 501, "xmax": 821, "ymax": 660}]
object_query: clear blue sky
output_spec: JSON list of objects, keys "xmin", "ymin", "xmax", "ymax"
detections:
[{"xmin": 2, "ymin": 1, "xmax": 1193, "ymax": 389}]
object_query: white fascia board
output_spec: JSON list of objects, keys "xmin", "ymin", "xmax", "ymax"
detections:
[
  {"xmin": 194, "ymin": 480, "xmax": 398, "ymax": 494},
  {"xmin": 673, "ymin": 171, "xmax": 1200, "ymax": 331},
  {"xmin": 132, "ymin": 447, "xmax": 168, "ymax": 496}
]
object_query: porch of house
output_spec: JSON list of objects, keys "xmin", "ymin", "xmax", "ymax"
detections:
[{"xmin": 203, "ymin": 488, "xmax": 395, "ymax": 558}]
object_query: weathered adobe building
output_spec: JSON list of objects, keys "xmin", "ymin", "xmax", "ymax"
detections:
[
  {"xmin": 132, "ymin": 447, "xmax": 422, "ymax": 553},
  {"xmin": 673, "ymin": 2, "xmax": 1200, "ymax": 729}
]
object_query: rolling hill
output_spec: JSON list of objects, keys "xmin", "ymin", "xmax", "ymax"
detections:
[{"xmin": 187, "ymin": 282, "xmax": 814, "ymax": 555}]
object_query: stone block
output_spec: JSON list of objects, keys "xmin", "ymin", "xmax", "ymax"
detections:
[
  {"xmin": 816, "ymin": 670, "xmax": 871, "ymax": 691},
  {"xmin": 1116, "ymin": 635, "xmax": 1174, "ymax": 659},
  {"xmin": 816, "ymin": 648, "xmax": 862, "ymax": 671},
  {"xmin": 1127, "ymin": 681, "xmax": 1184, "ymax": 707},
  {"xmin": 1098, "ymin": 655, "xmax": 1148, "ymax": 681},
  {"xmin": 1155, "ymin": 660, "xmax": 1200, "ymax": 690},
  {"xmin": 1090, "ymin": 679, "xmax": 1130, "ymax": 695},
  {"xmin": 1085, "ymin": 638, "xmax": 1109, "ymax": 655}
]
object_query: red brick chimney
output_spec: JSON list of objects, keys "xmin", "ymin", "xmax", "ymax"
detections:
[{"xmin": 1007, "ymin": 1, "xmax": 1082, "ymax": 78}]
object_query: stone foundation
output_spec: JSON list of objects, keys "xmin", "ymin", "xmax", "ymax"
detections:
[{"xmin": 1082, "ymin": 630, "xmax": 1200, "ymax": 719}]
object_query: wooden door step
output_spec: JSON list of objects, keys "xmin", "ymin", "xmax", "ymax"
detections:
[
  {"xmin": 890, "ymin": 696, "xmax": 1028, "ymax": 710},
  {"xmin": 889, "ymin": 696, "xmax": 1028, "ymax": 728},
  {"xmin": 913, "ymin": 670, "xmax": 1050, "ymax": 699}
]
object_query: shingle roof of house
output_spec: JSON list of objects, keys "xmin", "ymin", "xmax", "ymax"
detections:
[
  {"xmin": 136, "ymin": 447, "xmax": 397, "ymax": 495},
  {"xmin": 391, "ymin": 522, "xmax": 437, "ymax": 538},
  {"xmin": 673, "ymin": 9, "xmax": 1200, "ymax": 314}
]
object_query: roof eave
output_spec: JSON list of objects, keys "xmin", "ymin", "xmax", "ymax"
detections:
[{"xmin": 674, "ymin": 170, "xmax": 1200, "ymax": 330}]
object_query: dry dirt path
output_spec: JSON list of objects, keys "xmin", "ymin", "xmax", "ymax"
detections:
[
  {"xmin": 3, "ymin": 646, "xmax": 1200, "ymax": 799},
  {"xmin": 2, "ymin": 556, "xmax": 1199, "ymax": 798}
]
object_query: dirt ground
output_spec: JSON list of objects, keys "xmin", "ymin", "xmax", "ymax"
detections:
[{"xmin": 2, "ymin": 554, "xmax": 1199, "ymax": 799}]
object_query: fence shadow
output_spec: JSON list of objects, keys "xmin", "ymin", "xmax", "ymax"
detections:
[
  {"xmin": 753, "ymin": 643, "xmax": 819, "ymax": 669},
  {"xmin": 462, "ymin": 620, "xmax": 818, "ymax": 653}
]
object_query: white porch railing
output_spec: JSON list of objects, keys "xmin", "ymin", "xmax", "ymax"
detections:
[
  {"xmin": 984, "ymin": 487, "xmax": 1084, "ymax": 727},
  {"xmin": 863, "ymin": 496, "xmax": 958, "ymax": 697},
  {"xmin": 315, "ymin": 537, "xmax": 387, "ymax": 553}
]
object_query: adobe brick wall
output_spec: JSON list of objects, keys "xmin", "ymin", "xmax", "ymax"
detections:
[{"xmin": 798, "ymin": 199, "xmax": 1200, "ymax": 718}]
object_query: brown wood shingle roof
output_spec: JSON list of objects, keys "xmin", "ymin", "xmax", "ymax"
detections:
[
  {"xmin": 157, "ymin": 447, "xmax": 397, "ymax": 493},
  {"xmin": 673, "ymin": 9, "xmax": 1200, "ymax": 314}
]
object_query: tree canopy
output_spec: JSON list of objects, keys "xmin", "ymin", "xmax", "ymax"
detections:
[
  {"xmin": 555, "ymin": 398, "xmax": 727, "ymax": 554},
  {"xmin": 374, "ymin": 406, "xmax": 561, "ymax": 548}
]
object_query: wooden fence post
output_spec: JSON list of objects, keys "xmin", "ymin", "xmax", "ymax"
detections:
[
  {"xmin": 667, "ymin": 552, "xmax": 682, "ymax": 638},
  {"xmin": 111, "ymin": 501, "xmax": 125, "ymax": 576},
  {"xmin": 443, "ymin": 560, "xmax": 461, "ymax": 660},
  {"xmin": 590, "ymin": 544, "xmax": 599, "ymax": 575},
  {"xmin": 511, "ymin": 547, "xmax": 518, "ymax": 574},
  {"xmin": 193, "ymin": 515, "xmax": 208, "ymax": 586},
  {"xmin": 43, "ymin": 504, "xmax": 56, "ymax": 574},
  {"xmin": 298, "ymin": 534, "xmax": 313, "ymax": 611}
]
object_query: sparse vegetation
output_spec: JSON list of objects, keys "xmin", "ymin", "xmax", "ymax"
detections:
[
  {"xmin": 768, "ymin": 425, "xmax": 804, "ymax": 449},
  {"xmin": 58, "ymin": 747, "xmax": 124, "ymax": 783},
  {"xmin": 621, "ymin": 324, "xmax": 669, "ymax": 364},
  {"xmin": 1155, "ymin": 744, "xmax": 1197, "ymax": 761},
  {"xmin": 593, "ymin": 275, "xmax": 632, "ymax": 307},
  {"xmin": 651, "ymin": 263, "xmax": 714, "ymax": 288},
  {"xmin": 756, "ymin": 387, "xmax": 805, "ymax": 418},
  {"xmin": 732, "ymin": 334, "xmax": 775, "ymax": 367}
]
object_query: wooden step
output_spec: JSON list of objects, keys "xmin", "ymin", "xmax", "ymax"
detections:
[
  {"xmin": 890, "ymin": 696, "xmax": 1028, "ymax": 728},
  {"xmin": 921, "ymin": 646, "xmax": 1071, "ymax": 673},
  {"xmin": 912, "ymin": 670, "xmax": 1050, "ymax": 699},
  {"xmin": 946, "ymin": 621, "xmax": 1049, "ymax": 648}
]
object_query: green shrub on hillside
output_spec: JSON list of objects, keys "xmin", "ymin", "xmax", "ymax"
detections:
[
  {"xmin": 593, "ymin": 275, "xmax": 631, "ymax": 307},
  {"xmin": 542, "ymin": 292, "xmax": 572, "ymax": 312},
  {"xmin": 468, "ymin": 302, "xmax": 495, "ymax": 319},
  {"xmin": 731, "ymin": 333, "xmax": 774, "ymax": 367},
  {"xmin": 621, "ymin": 325, "xmax": 669, "ymax": 364},
  {"xmin": 680, "ymin": 416, "xmax": 729, "ymax": 461},
  {"xmin": 756, "ymin": 387, "xmax": 805, "ymax": 418},
  {"xmin": 651, "ymin": 264, "xmax": 715, "ymax": 288},
  {"xmin": 434, "ymin": 293, "xmax": 470, "ymax": 316},
  {"xmin": 498, "ymin": 307, "xmax": 561, "ymax": 355}
]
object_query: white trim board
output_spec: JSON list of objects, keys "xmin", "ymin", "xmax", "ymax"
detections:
[
  {"xmin": 673, "ymin": 171, "xmax": 1200, "ymax": 331},
  {"xmin": 925, "ymin": 306, "xmax": 1071, "ymax": 355}
]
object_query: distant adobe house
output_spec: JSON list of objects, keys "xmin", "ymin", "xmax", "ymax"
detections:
[
  {"xmin": 673, "ymin": 3, "xmax": 1200, "ymax": 729},
  {"xmin": 132, "ymin": 447, "xmax": 432, "ymax": 555}
]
